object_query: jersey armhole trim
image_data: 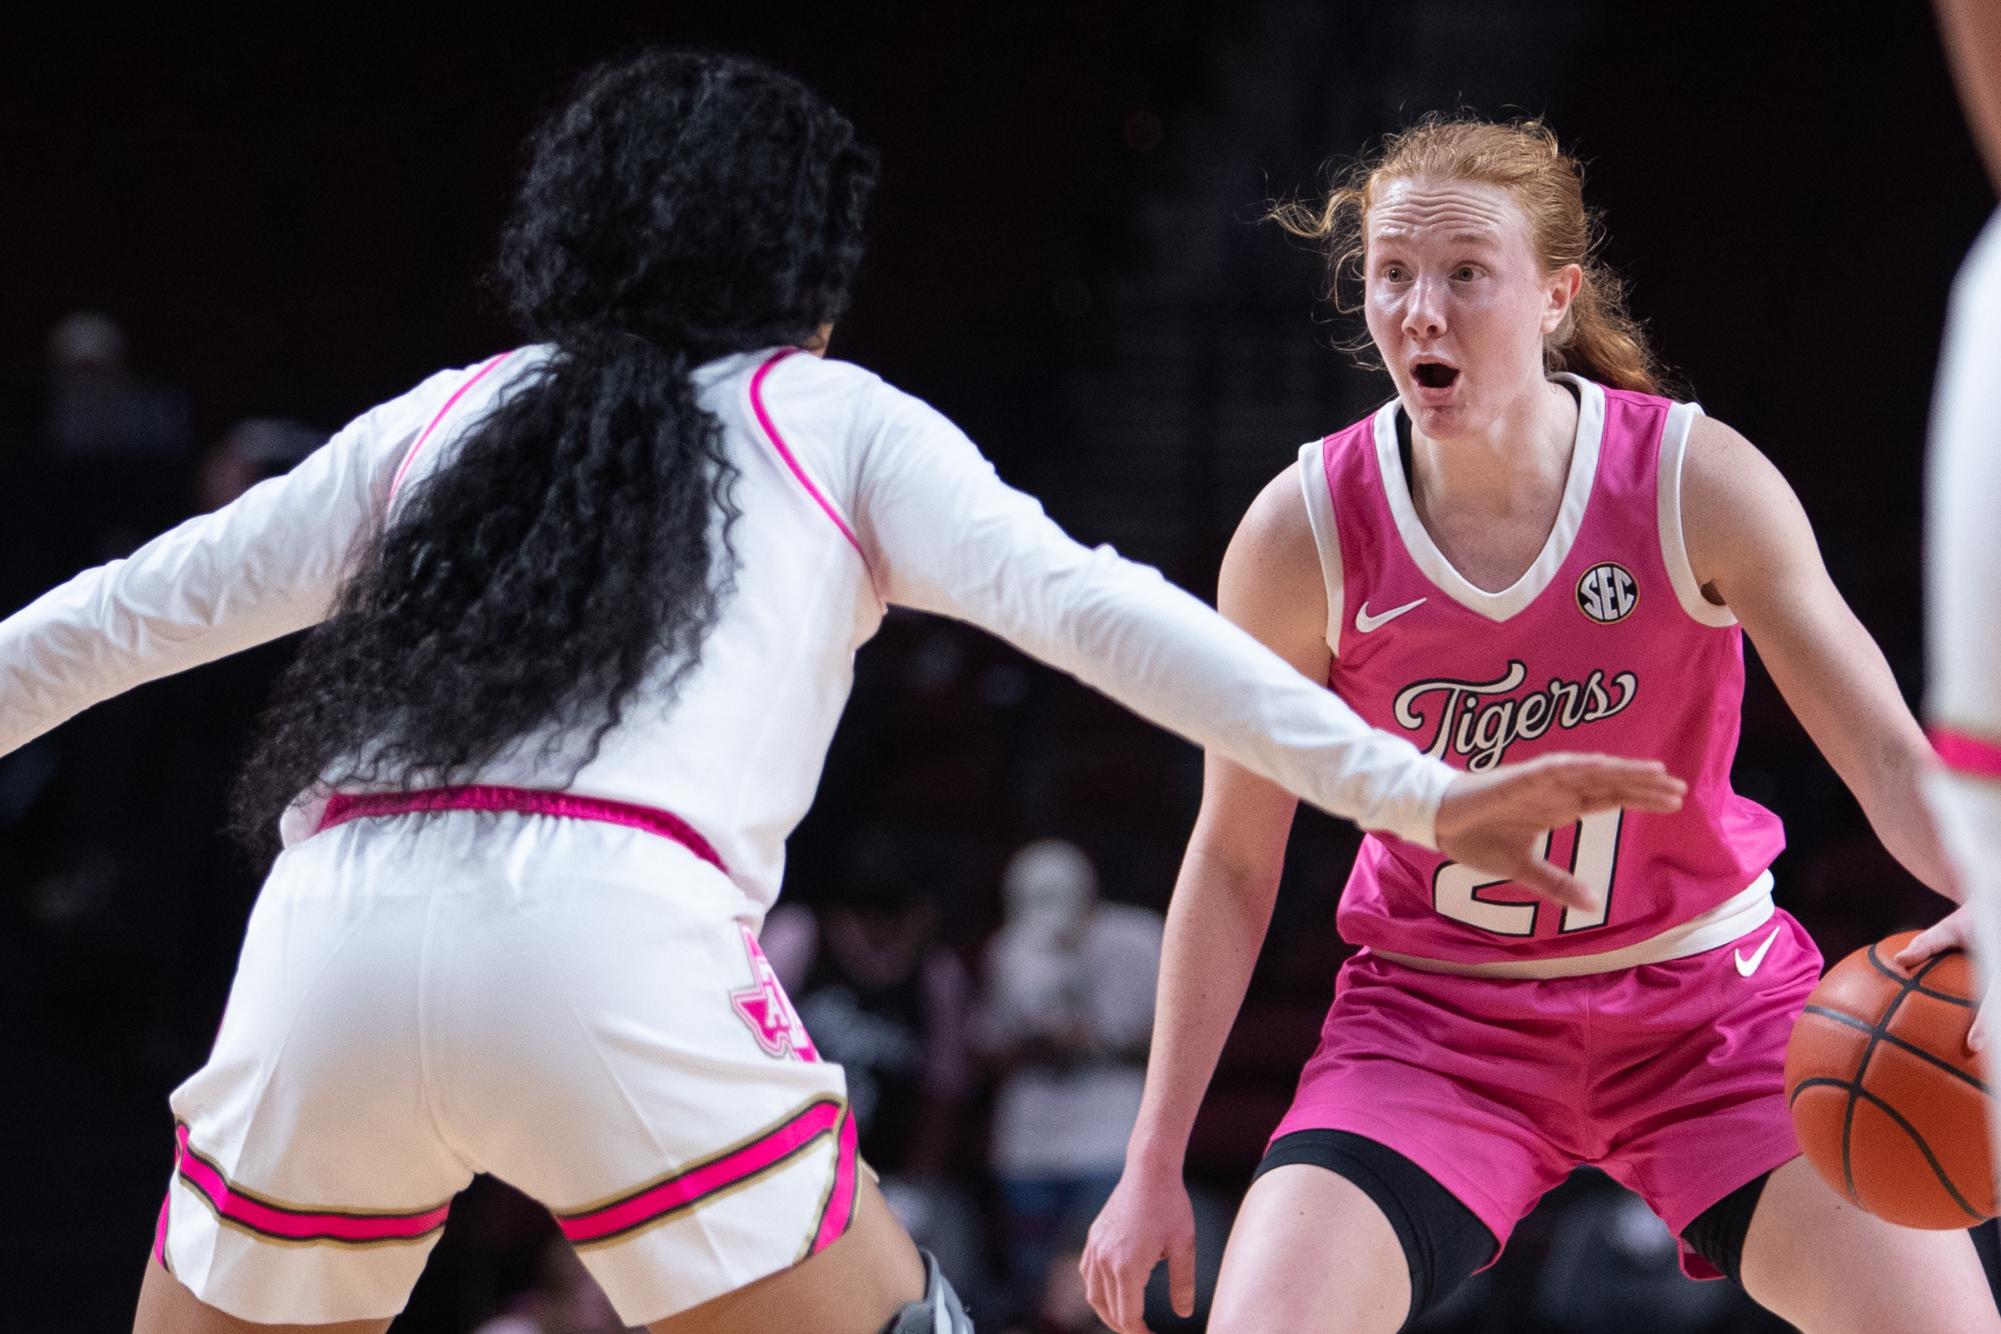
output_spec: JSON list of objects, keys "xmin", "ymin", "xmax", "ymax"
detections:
[
  {"xmin": 748, "ymin": 349, "xmax": 882, "ymax": 597},
  {"xmin": 1297, "ymin": 439, "xmax": 1344, "ymax": 657},
  {"xmin": 1656, "ymin": 401, "xmax": 1737, "ymax": 628},
  {"xmin": 388, "ymin": 351, "xmax": 517, "ymax": 506}
]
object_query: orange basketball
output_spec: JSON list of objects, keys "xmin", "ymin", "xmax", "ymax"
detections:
[{"xmin": 1784, "ymin": 931, "xmax": 1995, "ymax": 1229}]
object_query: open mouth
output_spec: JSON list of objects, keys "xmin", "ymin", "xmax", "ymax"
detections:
[{"xmin": 1413, "ymin": 361, "xmax": 1459, "ymax": 390}]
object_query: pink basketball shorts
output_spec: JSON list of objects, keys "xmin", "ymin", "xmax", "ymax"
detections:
[{"xmin": 1270, "ymin": 909, "xmax": 1821, "ymax": 1279}]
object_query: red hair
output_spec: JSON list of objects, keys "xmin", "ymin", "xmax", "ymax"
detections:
[{"xmin": 1274, "ymin": 114, "xmax": 1669, "ymax": 395}]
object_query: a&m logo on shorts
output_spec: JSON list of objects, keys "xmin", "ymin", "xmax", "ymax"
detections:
[
  {"xmin": 1575, "ymin": 561, "xmax": 1637, "ymax": 624},
  {"xmin": 729, "ymin": 924, "xmax": 820, "ymax": 1062}
]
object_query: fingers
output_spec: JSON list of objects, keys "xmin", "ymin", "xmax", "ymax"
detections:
[
  {"xmin": 1169, "ymin": 1229, "xmax": 1198, "ymax": 1318},
  {"xmin": 1529, "ymin": 754, "xmax": 1687, "ymax": 814},
  {"xmin": 1972, "ymin": 994, "xmax": 1990, "ymax": 1056},
  {"xmin": 1082, "ymin": 1244, "xmax": 1153, "ymax": 1334},
  {"xmin": 1509, "ymin": 855, "xmax": 1599, "ymax": 913},
  {"xmin": 1895, "ymin": 923, "xmax": 1955, "ymax": 969}
]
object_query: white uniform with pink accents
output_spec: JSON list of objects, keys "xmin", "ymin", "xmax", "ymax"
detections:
[
  {"xmin": 0, "ymin": 343, "xmax": 1453, "ymax": 912},
  {"xmin": 0, "ymin": 345, "xmax": 1458, "ymax": 1323}
]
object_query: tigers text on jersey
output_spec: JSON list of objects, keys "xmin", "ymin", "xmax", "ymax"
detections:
[
  {"xmin": 0, "ymin": 345, "xmax": 1457, "ymax": 916},
  {"xmin": 1301, "ymin": 375, "xmax": 1784, "ymax": 968}
]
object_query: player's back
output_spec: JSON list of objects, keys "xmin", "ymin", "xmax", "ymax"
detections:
[
  {"xmin": 1302, "ymin": 376, "xmax": 1783, "ymax": 970},
  {"xmin": 356, "ymin": 347, "xmax": 895, "ymax": 911}
]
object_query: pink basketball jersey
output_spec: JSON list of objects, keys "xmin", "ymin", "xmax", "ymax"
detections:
[{"xmin": 1312, "ymin": 376, "xmax": 1784, "ymax": 965}]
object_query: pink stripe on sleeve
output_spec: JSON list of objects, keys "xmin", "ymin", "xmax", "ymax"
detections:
[
  {"xmin": 388, "ymin": 351, "xmax": 517, "ymax": 502},
  {"xmin": 748, "ymin": 349, "xmax": 877, "ymax": 578},
  {"xmin": 1934, "ymin": 726, "xmax": 2001, "ymax": 779}
]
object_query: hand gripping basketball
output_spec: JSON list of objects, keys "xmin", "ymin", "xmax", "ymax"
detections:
[
  {"xmin": 1432, "ymin": 753, "xmax": 1687, "ymax": 912},
  {"xmin": 1786, "ymin": 931, "xmax": 1997, "ymax": 1230}
]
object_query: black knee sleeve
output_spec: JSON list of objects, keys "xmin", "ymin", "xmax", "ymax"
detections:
[
  {"xmin": 881, "ymin": 1249, "xmax": 974, "ymax": 1333},
  {"xmin": 1680, "ymin": 1170, "xmax": 1771, "ymax": 1288},
  {"xmin": 1254, "ymin": 1130, "xmax": 1497, "ymax": 1329}
]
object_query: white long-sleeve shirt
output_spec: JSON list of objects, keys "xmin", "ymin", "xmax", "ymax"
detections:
[
  {"xmin": 0, "ymin": 345, "xmax": 1455, "ymax": 913},
  {"xmin": 1927, "ymin": 211, "xmax": 2001, "ymax": 956}
]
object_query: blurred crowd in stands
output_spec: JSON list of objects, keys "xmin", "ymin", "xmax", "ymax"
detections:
[{"xmin": 3, "ymin": 312, "xmax": 1992, "ymax": 1333}]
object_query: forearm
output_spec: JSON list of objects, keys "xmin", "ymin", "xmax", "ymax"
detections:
[
  {"xmin": 915, "ymin": 534, "xmax": 1452, "ymax": 846},
  {"xmin": 1937, "ymin": 0, "xmax": 2001, "ymax": 192},
  {"xmin": 1853, "ymin": 734, "xmax": 1966, "ymax": 901},
  {"xmin": 1124, "ymin": 843, "xmax": 1280, "ymax": 1171},
  {"xmin": 863, "ymin": 394, "xmax": 1455, "ymax": 847},
  {"xmin": 0, "ymin": 512, "xmax": 337, "ymax": 755}
]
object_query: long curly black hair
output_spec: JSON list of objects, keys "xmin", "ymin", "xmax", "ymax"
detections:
[{"xmin": 233, "ymin": 50, "xmax": 877, "ymax": 848}]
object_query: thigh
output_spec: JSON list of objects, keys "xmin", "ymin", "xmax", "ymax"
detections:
[
  {"xmin": 1739, "ymin": 1157, "xmax": 2001, "ymax": 1333},
  {"xmin": 1594, "ymin": 911, "xmax": 1822, "ymax": 1271},
  {"xmin": 1270, "ymin": 955, "xmax": 1578, "ymax": 1251},
  {"xmin": 1209, "ymin": 1165, "xmax": 1407, "ymax": 1334},
  {"xmin": 134, "ymin": 1255, "xmax": 391, "ymax": 1334},
  {"xmin": 645, "ymin": 1174, "xmax": 924, "ymax": 1334}
]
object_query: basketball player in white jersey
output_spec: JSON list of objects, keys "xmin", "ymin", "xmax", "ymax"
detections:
[
  {"xmin": 0, "ymin": 51, "xmax": 1683, "ymax": 1334},
  {"xmin": 1904, "ymin": 0, "xmax": 2001, "ymax": 1164}
]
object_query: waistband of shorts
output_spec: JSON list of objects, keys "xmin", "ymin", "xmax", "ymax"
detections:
[
  {"xmin": 316, "ymin": 785, "xmax": 728, "ymax": 874},
  {"xmin": 1369, "ymin": 870, "xmax": 1775, "ymax": 979}
]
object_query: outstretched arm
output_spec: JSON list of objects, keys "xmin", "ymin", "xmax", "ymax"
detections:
[
  {"xmin": 1679, "ymin": 413, "xmax": 1961, "ymax": 900},
  {"xmin": 0, "ymin": 361, "xmax": 478, "ymax": 759}
]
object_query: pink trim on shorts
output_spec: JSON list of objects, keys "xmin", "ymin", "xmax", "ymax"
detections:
[
  {"xmin": 172, "ymin": 1123, "xmax": 450, "ymax": 1245},
  {"xmin": 318, "ymin": 785, "xmax": 727, "ymax": 874},
  {"xmin": 1933, "ymin": 725, "xmax": 2001, "ymax": 779},
  {"xmin": 748, "ymin": 348, "xmax": 876, "ymax": 578},
  {"xmin": 152, "ymin": 1186, "xmax": 172, "ymax": 1272},
  {"xmin": 388, "ymin": 351, "xmax": 516, "ymax": 502},
  {"xmin": 810, "ymin": 1099, "xmax": 861, "ymax": 1255},
  {"xmin": 557, "ymin": 1096, "xmax": 855, "ymax": 1249}
]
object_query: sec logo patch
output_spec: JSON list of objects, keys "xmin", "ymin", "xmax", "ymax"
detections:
[{"xmin": 1576, "ymin": 562, "xmax": 1637, "ymax": 624}]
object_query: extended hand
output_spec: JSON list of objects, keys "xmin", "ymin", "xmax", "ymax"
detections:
[
  {"xmin": 1080, "ymin": 1164, "xmax": 1197, "ymax": 1334},
  {"xmin": 1895, "ymin": 905, "xmax": 1991, "ymax": 1053},
  {"xmin": 1434, "ymin": 752, "xmax": 1686, "ymax": 913}
]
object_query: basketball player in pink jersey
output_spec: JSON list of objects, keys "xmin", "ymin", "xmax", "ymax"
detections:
[
  {"xmin": 1081, "ymin": 116, "xmax": 2001, "ymax": 1334},
  {"xmin": 0, "ymin": 57, "xmax": 1682, "ymax": 1334}
]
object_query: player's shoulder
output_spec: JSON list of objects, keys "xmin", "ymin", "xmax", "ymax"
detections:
[
  {"xmin": 754, "ymin": 350, "xmax": 944, "ymax": 433},
  {"xmin": 1234, "ymin": 456, "xmax": 1316, "ymax": 561},
  {"xmin": 345, "ymin": 346, "xmax": 548, "ymax": 445},
  {"xmin": 1680, "ymin": 412, "xmax": 1783, "ymax": 498}
]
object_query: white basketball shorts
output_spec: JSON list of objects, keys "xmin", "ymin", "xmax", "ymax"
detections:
[{"xmin": 153, "ymin": 804, "xmax": 855, "ymax": 1325}]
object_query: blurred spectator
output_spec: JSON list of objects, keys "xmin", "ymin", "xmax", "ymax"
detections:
[
  {"xmin": 199, "ymin": 417, "xmax": 326, "ymax": 510},
  {"xmin": 760, "ymin": 830, "xmax": 982, "ymax": 1296},
  {"xmin": 40, "ymin": 310, "xmax": 189, "ymax": 461},
  {"xmin": 977, "ymin": 838, "xmax": 1163, "ymax": 1329}
]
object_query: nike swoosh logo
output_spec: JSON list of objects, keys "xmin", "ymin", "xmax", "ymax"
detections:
[
  {"xmin": 1734, "ymin": 925, "xmax": 1784, "ymax": 978},
  {"xmin": 1355, "ymin": 596, "xmax": 1428, "ymax": 633}
]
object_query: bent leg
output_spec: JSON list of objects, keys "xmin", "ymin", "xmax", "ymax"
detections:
[
  {"xmin": 1739, "ymin": 1156, "xmax": 2001, "ymax": 1333},
  {"xmin": 1208, "ymin": 1165, "xmax": 1409, "ymax": 1334},
  {"xmin": 134, "ymin": 1256, "xmax": 389, "ymax": 1334},
  {"xmin": 647, "ymin": 1174, "xmax": 928, "ymax": 1334}
]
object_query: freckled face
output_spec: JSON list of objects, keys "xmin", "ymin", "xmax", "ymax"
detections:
[{"xmin": 1363, "ymin": 176, "xmax": 1573, "ymax": 439}]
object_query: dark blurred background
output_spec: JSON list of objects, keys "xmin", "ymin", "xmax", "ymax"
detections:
[{"xmin": 2, "ymin": 3, "xmax": 1994, "ymax": 1330}]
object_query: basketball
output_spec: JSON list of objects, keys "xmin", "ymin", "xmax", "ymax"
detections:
[{"xmin": 1784, "ymin": 931, "xmax": 1995, "ymax": 1229}]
